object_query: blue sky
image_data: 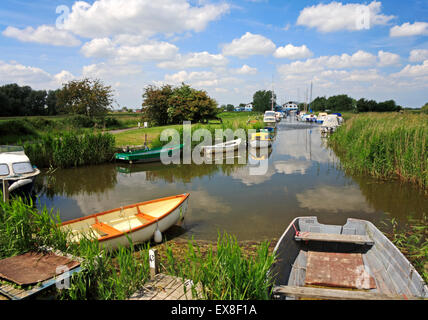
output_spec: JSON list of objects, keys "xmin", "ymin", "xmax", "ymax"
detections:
[{"xmin": 0, "ymin": 0, "xmax": 427, "ymax": 109}]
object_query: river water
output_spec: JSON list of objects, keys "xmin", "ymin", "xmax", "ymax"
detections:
[{"xmin": 35, "ymin": 117, "xmax": 427, "ymax": 241}]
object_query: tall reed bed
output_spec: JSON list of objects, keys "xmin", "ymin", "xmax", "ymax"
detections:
[
  {"xmin": 163, "ymin": 234, "xmax": 276, "ymax": 300},
  {"xmin": 22, "ymin": 132, "xmax": 116, "ymax": 169},
  {"xmin": 329, "ymin": 113, "xmax": 427, "ymax": 190}
]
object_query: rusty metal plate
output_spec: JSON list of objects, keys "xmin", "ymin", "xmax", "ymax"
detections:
[
  {"xmin": 305, "ymin": 251, "xmax": 376, "ymax": 290},
  {"xmin": 0, "ymin": 251, "xmax": 80, "ymax": 286}
]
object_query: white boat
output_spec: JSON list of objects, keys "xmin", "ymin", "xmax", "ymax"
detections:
[
  {"xmin": 0, "ymin": 146, "xmax": 40, "ymax": 195},
  {"xmin": 316, "ymin": 113, "xmax": 328, "ymax": 124},
  {"xmin": 263, "ymin": 111, "xmax": 277, "ymax": 126},
  {"xmin": 321, "ymin": 115, "xmax": 341, "ymax": 133},
  {"xmin": 201, "ymin": 138, "xmax": 242, "ymax": 154},
  {"xmin": 249, "ymin": 132, "xmax": 272, "ymax": 148},
  {"xmin": 61, "ymin": 194, "xmax": 190, "ymax": 250}
]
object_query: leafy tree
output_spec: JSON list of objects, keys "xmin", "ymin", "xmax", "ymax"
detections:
[
  {"xmin": 226, "ymin": 104, "xmax": 235, "ymax": 112},
  {"xmin": 310, "ymin": 96, "xmax": 328, "ymax": 112},
  {"xmin": 56, "ymin": 78, "xmax": 114, "ymax": 118},
  {"xmin": 142, "ymin": 84, "xmax": 173, "ymax": 126},
  {"xmin": 421, "ymin": 102, "xmax": 428, "ymax": 114},
  {"xmin": 253, "ymin": 90, "xmax": 275, "ymax": 113},
  {"xmin": 327, "ymin": 94, "xmax": 354, "ymax": 111},
  {"xmin": 46, "ymin": 89, "xmax": 61, "ymax": 115},
  {"xmin": 141, "ymin": 83, "xmax": 218, "ymax": 125}
]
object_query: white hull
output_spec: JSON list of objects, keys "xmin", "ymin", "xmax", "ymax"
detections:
[
  {"xmin": 249, "ymin": 140, "xmax": 272, "ymax": 148},
  {"xmin": 201, "ymin": 138, "xmax": 242, "ymax": 154}
]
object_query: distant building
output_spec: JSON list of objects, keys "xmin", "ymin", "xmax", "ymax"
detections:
[
  {"xmin": 283, "ymin": 102, "xmax": 298, "ymax": 110},
  {"xmin": 244, "ymin": 103, "xmax": 253, "ymax": 111}
]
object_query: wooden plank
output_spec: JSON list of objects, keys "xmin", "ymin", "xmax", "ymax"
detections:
[
  {"xmin": 273, "ymin": 285, "xmax": 421, "ymax": 300},
  {"xmin": 295, "ymin": 232, "xmax": 374, "ymax": 245}
]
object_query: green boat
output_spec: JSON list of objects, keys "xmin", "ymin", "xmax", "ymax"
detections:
[{"xmin": 115, "ymin": 144, "xmax": 184, "ymax": 164}]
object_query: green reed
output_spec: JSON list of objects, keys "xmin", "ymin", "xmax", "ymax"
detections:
[
  {"xmin": 328, "ymin": 113, "xmax": 428, "ymax": 190},
  {"xmin": 22, "ymin": 132, "xmax": 116, "ymax": 169},
  {"xmin": 163, "ymin": 233, "xmax": 276, "ymax": 300}
]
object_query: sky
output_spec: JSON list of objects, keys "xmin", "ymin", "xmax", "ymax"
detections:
[{"xmin": 0, "ymin": 0, "xmax": 427, "ymax": 109}]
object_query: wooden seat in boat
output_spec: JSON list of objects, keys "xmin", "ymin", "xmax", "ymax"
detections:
[
  {"xmin": 92, "ymin": 222, "xmax": 122, "ymax": 237},
  {"xmin": 295, "ymin": 232, "xmax": 374, "ymax": 245},
  {"xmin": 135, "ymin": 207, "xmax": 156, "ymax": 222}
]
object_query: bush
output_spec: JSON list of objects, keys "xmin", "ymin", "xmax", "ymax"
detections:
[
  {"xmin": 66, "ymin": 115, "xmax": 95, "ymax": 128},
  {"xmin": 0, "ymin": 119, "xmax": 37, "ymax": 136}
]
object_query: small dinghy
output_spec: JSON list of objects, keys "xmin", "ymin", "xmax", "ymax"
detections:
[
  {"xmin": 271, "ymin": 217, "xmax": 427, "ymax": 300},
  {"xmin": 61, "ymin": 194, "xmax": 190, "ymax": 249},
  {"xmin": 201, "ymin": 138, "xmax": 242, "ymax": 154},
  {"xmin": 249, "ymin": 132, "xmax": 272, "ymax": 148},
  {"xmin": 115, "ymin": 144, "xmax": 183, "ymax": 164}
]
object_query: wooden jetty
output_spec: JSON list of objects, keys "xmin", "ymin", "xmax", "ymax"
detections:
[{"xmin": 129, "ymin": 273, "xmax": 202, "ymax": 300}]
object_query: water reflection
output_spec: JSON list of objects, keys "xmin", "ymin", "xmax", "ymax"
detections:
[{"xmin": 35, "ymin": 118, "xmax": 428, "ymax": 241}]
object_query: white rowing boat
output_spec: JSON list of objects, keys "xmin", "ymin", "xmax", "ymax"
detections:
[
  {"xmin": 201, "ymin": 138, "xmax": 242, "ymax": 154},
  {"xmin": 60, "ymin": 194, "xmax": 190, "ymax": 249}
]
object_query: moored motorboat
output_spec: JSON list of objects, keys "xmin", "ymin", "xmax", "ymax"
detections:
[
  {"xmin": 249, "ymin": 132, "xmax": 272, "ymax": 148},
  {"xmin": 271, "ymin": 217, "xmax": 428, "ymax": 300},
  {"xmin": 115, "ymin": 144, "xmax": 184, "ymax": 164},
  {"xmin": 200, "ymin": 138, "xmax": 242, "ymax": 154},
  {"xmin": 60, "ymin": 194, "xmax": 190, "ymax": 249},
  {"xmin": 263, "ymin": 111, "xmax": 277, "ymax": 127},
  {"xmin": 321, "ymin": 115, "xmax": 341, "ymax": 133},
  {"xmin": 0, "ymin": 145, "xmax": 40, "ymax": 196}
]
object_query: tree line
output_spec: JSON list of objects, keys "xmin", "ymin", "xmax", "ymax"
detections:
[
  {"xmin": 0, "ymin": 79, "xmax": 113, "ymax": 117},
  {"xmin": 309, "ymin": 95, "xmax": 403, "ymax": 113}
]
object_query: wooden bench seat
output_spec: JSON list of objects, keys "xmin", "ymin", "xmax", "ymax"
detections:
[
  {"xmin": 92, "ymin": 222, "xmax": 122, "ymax": 237},
  {"xmin": 135, "ymin": 207, "xmax": 157, "ymax": 222},
  {"xmin": 273, "ymin": 285, "xmax": 419, "ymax": 300},
  {"xmin": 295, "ymin": 232, "xmax": 374, "ymax": 245}
]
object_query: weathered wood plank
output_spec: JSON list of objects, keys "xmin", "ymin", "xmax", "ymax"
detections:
[
  {"xmin": 129, "ymin": 274, "xmax": 201, "ymax": 300},
  {"xmin": 273, "ymin": 285, "xmax": 421, "ymax": 300},
  {"xmin": 295, "ymin": 232, "xmax": 374, "ymax": 245}
]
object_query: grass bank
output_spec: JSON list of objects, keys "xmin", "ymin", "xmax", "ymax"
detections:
[
  {"xmin": 328, "ymin": 112, "xmax": 428, "ymax": 191},
  {"xmin": 22, "ymin": 132, "xmax": 116, "ymax": 169},
  {"xmin": 113, "ymin": 112, "xmax": 264, "ymax": 148}
]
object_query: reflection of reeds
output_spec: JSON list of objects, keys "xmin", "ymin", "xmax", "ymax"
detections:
[
  {"xmin": 22, "ymin": 132, "xmax": 116, "ymax": 169},
  {"xmin": 329, "ymin": 113, "xmax": 427, "ymax": 190}
]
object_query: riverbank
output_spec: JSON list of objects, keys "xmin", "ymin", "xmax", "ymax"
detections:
[{"xmin": 328, "ymin": 112, "xmax": 427, "ymax": 191}]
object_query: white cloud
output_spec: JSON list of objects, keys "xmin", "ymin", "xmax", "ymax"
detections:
[
  {"xmin": 81, "ymin": 38, "xmax": 179, "ymax": 63},
  {"xmin": 273, "ymin": 44, "xmax": 313, "ymax": 60},
  {"xmin": 390, "ymin": 22, "xmax": 428, "ymax": 37},
  {"xmin": 234, "ymin": 64, "xmax": 257, "ymax": 75},
  {"xmin": 409, "ymin": 49, "xmax": 428, "ymax": 62},
  {"xmin": 157, "ymin": 51, "xmax": 228, "ymax": 69},
  {"xmin": 277, "ymin": 50, "xmax": 377, "ymax": 75},
  {"xmin": 296, "ymin": 1, "xmax": 394, "ymax": 33},
  {"xmin": 0, "ymin": 61, "xmax": 74, "ymax": 89},
  {"xmin": 163, "ymin": 70, "xmax": 241, "ymax": 89},
  {"xmin": 378, "ymin": 50, "xmax": 401, "ymax": 67},
  {"xmin": 2, "ymin": 25, "xmax": 81, "ymax": 47},
  {"xmin": 392, "ymin": 60, "xmax": 428, "ymax": 78},
  {"xmin": 222, "ymin": 32, "xmax": 276, "ymax": 58},
  {"xmin": 62, "ymin": 0, "xmax": 230, "ymax": 38},
  {"xmin": 82, "ymin": 63, "xmax": 142, "ymax": 79}
]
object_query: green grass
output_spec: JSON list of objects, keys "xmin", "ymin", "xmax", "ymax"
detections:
[
  {"xmin": 162, "ymin": 234, "xmax": 276, "ymax": 300},
  {"xmin": 381, "ymin": 215, "xmax": 428, "ymax": 283},
  {"xmin": 328, "ymin": 112, "xmax": 428, "ymax": 190},
  {"xmin": 113, "ymin": 112, "xmax": 264, "ymax": 148},
  {"xmin": 0, "ymin": 194, "xmax": 276, "ymax": 300}
]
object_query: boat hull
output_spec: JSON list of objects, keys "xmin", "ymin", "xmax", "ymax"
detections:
[
  {"xmin": 271, "ymin": 217, "xmax": 428, "ymax": 299},
  {"xmin": 61, "ymin": 194, "xmax": 190, "ymax": 250},
  {"xmin": 201, "ymin": 139, "xmax": 242, "ymax": 154},
  {"xmin": 115, "ymin": 144, "xmax": 183, "ymax": 164},
  {"xmin": 249, "ymin": 140, "xmax": 272, "ymax": 148}
]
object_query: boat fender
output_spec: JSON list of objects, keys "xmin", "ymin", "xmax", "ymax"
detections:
[
  {"xmin": 8, "ymin": 179, "xmax": 32, "ymax": 192},
  {"xmin": 154, "ymin": 226, "xmax": 162, "ymax": 243}
]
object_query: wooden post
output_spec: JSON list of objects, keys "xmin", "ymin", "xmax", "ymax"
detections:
[
  {"xmin": 149, "ymin": 249, "xmax": 159, "ymax": 279},
  {"xmin": 2, "ymin": 180, "xmax": 9, "ymax": 203}
]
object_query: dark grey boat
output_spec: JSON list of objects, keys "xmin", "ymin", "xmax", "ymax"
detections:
[{"xmin": 271, "ymin": 217, "xmax": 427, "ymax": 300}]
